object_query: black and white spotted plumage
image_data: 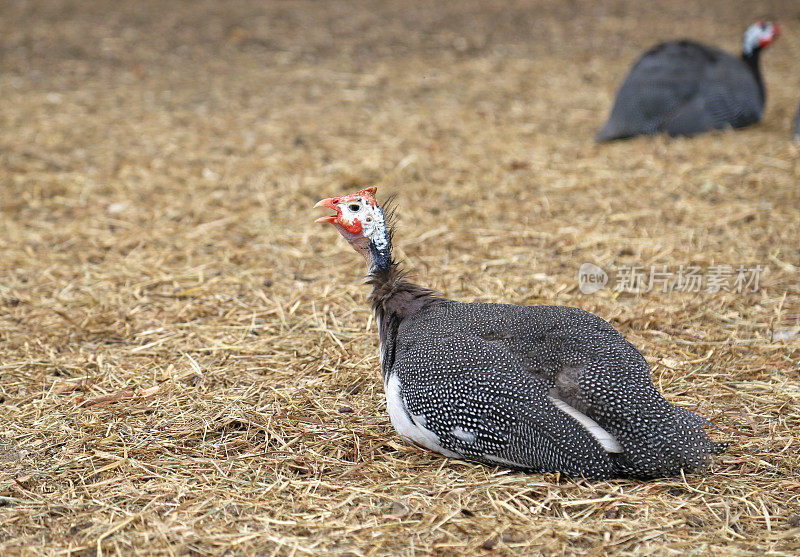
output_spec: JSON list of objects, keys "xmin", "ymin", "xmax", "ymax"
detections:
[
  {"xmin": 596, "ymin": 22, "xmax": 778, "ymax": 141},
  {"xmin": 316, "ymin": 189, "xmax": 725, "ymax": 480},
  {"xmin": 385, "ymin": 301, "xmax": 723, "ymax": 479}
]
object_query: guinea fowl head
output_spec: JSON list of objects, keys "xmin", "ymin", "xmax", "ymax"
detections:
[
  {"xmin": 315, "ymin": 186, "xmax": 393, "ymax": 271},
  {"xmin": 742, "ymin": 20, "xmax": 779, "ymax": 57}
]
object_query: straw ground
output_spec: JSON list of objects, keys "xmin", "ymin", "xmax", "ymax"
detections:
[{"xmin": 1, "ymin": 0, "xmax": 799, "ymax": 554}]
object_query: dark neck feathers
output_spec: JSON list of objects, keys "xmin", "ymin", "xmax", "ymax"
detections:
[
  {"xmin": 741, "ymin": 48, "xmax": 765, "ymax": 102},
  {"xmin": 367, "ymin": 259, "xmax": 441, "ymax": 378},
  {"xmin": 367, "ymin": 263, "xmax": 441, "ymax": 323}
]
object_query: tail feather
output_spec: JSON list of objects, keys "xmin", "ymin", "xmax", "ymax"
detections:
[{"xmin": 610, "ymin": 403, "xmax": 725, "ymax": 478}]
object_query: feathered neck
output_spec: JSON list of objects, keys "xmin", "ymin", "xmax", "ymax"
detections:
[
  {"xmin": 741, "ymin": 47, "xmax": 765, "ymax": 103},
  {"xmin": 367, "ymin": 263, "xmax": 440, "ymax": 320},
  {"xmin": 365, "ymin": 200, "xmax": 439, "ymax": 315},
  {"xmin": 364, "ymin": 210, "xmax": 442, "ymax": 377},
  {"xmin": 368, "ymin": 262, "xmax": 441, "ymax": 380}
]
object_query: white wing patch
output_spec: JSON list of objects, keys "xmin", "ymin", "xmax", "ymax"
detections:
[
  {"xmin": 411, "ymin": 412, "xmax": 427, "ymax": 427},
  {"xmin": 451, "ymin": 426, "xmax": 476, "ymax": 444},
  {"xmin": 385, "ymin": 374, "xmax": 460, "ymax": 458},
  {"xmin": 548, "ymin": 396, "xmax": 623, "ymax": 453}
]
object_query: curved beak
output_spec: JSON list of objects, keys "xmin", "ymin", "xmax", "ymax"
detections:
[{"xmin": 314, "ymin": 197, "xmax": 339, "ymax": 224}]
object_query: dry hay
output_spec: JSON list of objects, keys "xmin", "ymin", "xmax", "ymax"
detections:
[{"xmin": 1, "ymin": 0, "xmax": 799, "ymax": 555}]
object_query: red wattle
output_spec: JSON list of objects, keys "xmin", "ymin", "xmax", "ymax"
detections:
[{"xmin": 342, "ymin": 218, "xmax": 362, "ymax": 234}]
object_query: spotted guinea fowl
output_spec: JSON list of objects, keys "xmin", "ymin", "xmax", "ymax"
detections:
[
  {"xmin": 596, "ymin": 20, "xmax": 779, "ymax": 141},
  {"xmin": 315, "ymin": 187, "xmax": 724, "ymax": 479}
]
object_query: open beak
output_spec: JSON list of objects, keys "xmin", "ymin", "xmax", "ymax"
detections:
[{"xmin": 314, "ymin": 198, "xmax": 339, "ymax": 224}]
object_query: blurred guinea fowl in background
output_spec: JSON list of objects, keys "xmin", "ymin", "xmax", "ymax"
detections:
[{"xmin": 597, "ymin": 20, "xmax": 780, "ymax": 141}]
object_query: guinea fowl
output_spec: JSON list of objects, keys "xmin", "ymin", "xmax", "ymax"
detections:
[
  {"xmin": 596, "ymin": 20, "xmax": 779, "ymax": 141},
  {"xmin": 315, "ymin": 187, "xmax": 724, "ymax": 479}
]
